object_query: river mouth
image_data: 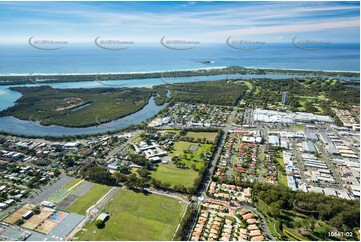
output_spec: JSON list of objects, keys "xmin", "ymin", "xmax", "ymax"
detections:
[{"xmin": 0, "ymin": 97, "xmax": 167, "ymax": 137}]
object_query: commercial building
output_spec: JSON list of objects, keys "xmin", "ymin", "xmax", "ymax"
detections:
[
  {"xmin": 282, "ymin": 91, "xmax": 289, "ymax": 105},
  {"xmin": 305, "ymin": 132, "xmax": 318, "ymax": 141},
  {"xmin": 268, "ymin": 135, "xmax": 280, "ymax": 146},
  {"xmin": 253, "ymin": 109, "xmax": 333, "ymax": 124},
  {"xmin": 302, "ymin": 141, "xmax": 317, "ymax": 153}
]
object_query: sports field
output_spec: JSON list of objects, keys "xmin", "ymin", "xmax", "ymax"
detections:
[
  {"xmin": 151, "ymin": 163, "xmax": 199, "ymax": 188},
  {"xmin": 65, "ymin": 184, "xmax": 111, "ymax": 215},
  {"xmin": 35, "ymin": 220, "xmax": 58, "ymax": 234},
  {"xmin": 78, "ymin": 189, "xmax": 186, "ymax": 241},
  {"xmin": 63, "ymin": 178, "xmax": 83, "ymax": 189},
  {"xmin": 47, "ymin": 188, "xmax": 72, "ymax": 203},
  {"xmin": 185, "ymin": 131, "xmax": 218, "ymax": 143}
]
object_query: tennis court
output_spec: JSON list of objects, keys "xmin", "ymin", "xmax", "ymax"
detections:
[
  {"xmin": 47, "ymin": 188, "xmax": 71, "ymax": 203},
  {"xmin": 22, "ymin": 215, "xmax": 44, "ymax": 230},
  {"xmin": 35, "ymin": 220, "xmax": 58, "ymax": 234},
  {"xmin": 2, "ymin": 205, "xmax": 32, "ymax": 224},
  {"xmin": 49, "ymin": 211, "xmax": 69, "ymax": 223},
  {"xmin": 21, "ymin": 206, "xmax": 54, "ymax": 230}
]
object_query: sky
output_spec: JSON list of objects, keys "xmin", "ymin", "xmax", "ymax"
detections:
[{"xmin": 0, "ymin": 1, "xmax": 359, "ymax": 44}]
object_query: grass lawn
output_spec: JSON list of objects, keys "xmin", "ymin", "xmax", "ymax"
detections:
[
  {"xmin": 184, "ymin": 132, "xmax": 218, "ymax": 143},
  {"xmin": 63, "ymin": 178, "xmax": 83, "ymax": 190},
  {"xmin": 171, "ymin": 141, "xmax": 213, "ymax": 168},
  {"xmin": 151, "ymin": 141, "xmax": 213, "ymax": 188},
  {"xmin": 151, "ymin": 163, "xmax": 199, "ymax": 188},
  {"xmin": 276, "ymin": 153, "xmax": 288, "ymax": 187},
  {"xmin": 66, "ymin": 184, "xmax": 111, "ymax": 215},
  {"xmin": 244, "ymin": 81, "xmax": 253, "ymax": 90},
  {"xmin": 289, "ymin": 124, "xmax": 305, "ymax": 131},
  {"xmin": 133, "ymin": 136, "xmax": 143, "ymax": 143},
  {"xmin": 78, "ymin": 189, "xmax": 186, "ymax": 241}
]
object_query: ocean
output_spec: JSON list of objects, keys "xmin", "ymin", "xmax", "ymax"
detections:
[{"xmin": 0, "ymin": 43, "xmax": 359, "ymax": 74}]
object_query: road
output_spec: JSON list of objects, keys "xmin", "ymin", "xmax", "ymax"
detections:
[
  {"xmin": 314, "ymin": 142, "xmax": 343, "ymax": 189},
  {"xmin": 258, "ymin": 144, "xmax": 265, "ymax": 181},
  {"xmin": 103, "ymin": 131, "xmax": 141, "ymax": 162},
  {"xmin": 291, "ymin": 140, "xmax": 306, "ymax": 184}
]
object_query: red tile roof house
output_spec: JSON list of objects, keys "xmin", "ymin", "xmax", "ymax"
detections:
[
  {"xmin": 242, "ymin": 213, "xmax": 254, "ymax": 220},
  {"xmin": 251, "ymin": 235, "xmax": 265, "ymax": 241},
  {"xmin": 238, "ymin": 209, "xmax": 249, "ymax": 215},
  {"xmin": 239, "ymin": 233, "xmax": 248, "ymax": 240},
  {"xmin": 192, "ymin": 231, "xmax": 201, "ymax": 237},
  {"xmin": 250, "ymin": 230, "xmax": 261, "ymax": 237},
  {"xmin": 225, "ymin": 219, "xmax": 233, "ymax": 225},
  {"xmin": 246, "ymin": 218, "xmax": 259, "ymax": 224},
  {"xmin": 248, "ymin": 224, "xmax": 259, "ymax": 230},
  {"xmin": 191, "ymin": 236, "xmax": 199, "ymax": 241}
]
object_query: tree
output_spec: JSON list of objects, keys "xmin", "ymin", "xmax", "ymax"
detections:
[
  {"xmin": 53, "ymin": 169, "xmax": 61, "ymax": 177},
  {"xmin": 269, "ymin": 201, "xmax": 282, "ymax": 218},
  {"xmin": 32, "ymin": 206, "xmax": 41, "ymax": 215},
  {"xmin": 16, "ymin": 219, "xmax": 25, "ymax": 226},
  {"xmin": 307, "ymin": 217, "xmax": 316, "ymax": 232},
  {"xmin": 137, "ymin": 168, "xmax": 150, "ymax": 179},
  {"xmin": 95, "ymin": 219, "xmax": 105, "ymax": 229},
  {"xmin": 129, "ymin": 154, "xmax": 148, "ymax": 166},
  {"xmin": 83, "ymin": 167, "xmax": 115, "ymax": 185}
]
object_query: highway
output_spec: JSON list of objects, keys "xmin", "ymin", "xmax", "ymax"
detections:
[
  {"xmin": 258, "ymin": 144, "xmax": 265, "ymax": 181},
  {"xmin": 103, "ymin": 131, "xmax": 141, "ymax": 162}
]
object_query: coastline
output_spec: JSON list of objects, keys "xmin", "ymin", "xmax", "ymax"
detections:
[{"xmin": 0, "ymin": 66, "xmax": 359, "ymax": 77}]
